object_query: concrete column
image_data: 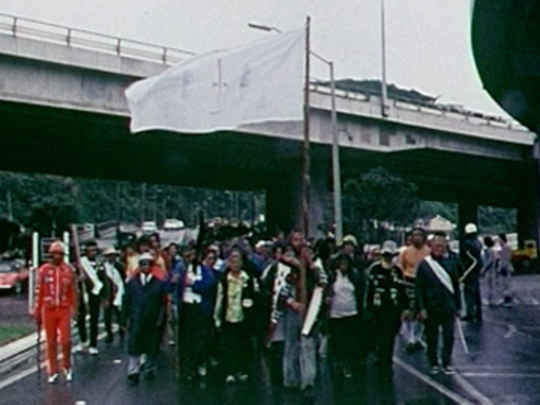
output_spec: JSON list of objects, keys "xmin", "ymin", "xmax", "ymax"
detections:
[
  {"xmin": 517, "ymin": 157, "xmax": 540, "ymax": 250},
  {"xmin": 265, "ymin": 160, "xmax": 329, "ymax": 239}
]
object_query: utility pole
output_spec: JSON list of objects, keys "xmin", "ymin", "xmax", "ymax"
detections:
[
  {"xmin": 302, "ymin": 15, "xmax": 311, "ymax": 235},
  {"xmin": 380, "ymin": 0, "xmax": 388, "ymax": 117}
]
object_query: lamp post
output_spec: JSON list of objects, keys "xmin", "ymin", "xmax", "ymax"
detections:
[{"xmin": 248, "ymin": 21, "xmax": 342, "ymax": 241}]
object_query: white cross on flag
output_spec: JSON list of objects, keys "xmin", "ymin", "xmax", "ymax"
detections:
[{"xmin": 126, "ymin": 29, "xmax": 305, "ymax": 134}]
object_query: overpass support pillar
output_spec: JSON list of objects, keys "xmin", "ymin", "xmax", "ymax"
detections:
[
  {"xmin": 517, "ymin": 158, "xmax": 540, "ymax": 250},
  {"xmin": 266, "ymin": 161, "xmax": 328, "ymax": 239},
  {"xmin": 458, "ymin": 200, "xmax": 478, "ymax": 242}
]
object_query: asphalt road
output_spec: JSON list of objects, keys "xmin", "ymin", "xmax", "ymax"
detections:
[{"xmin": 3, "ymin": 275, "xmax": 540, "ymax": 404}]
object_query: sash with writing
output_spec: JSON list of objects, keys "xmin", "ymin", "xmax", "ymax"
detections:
[{"xmin": 424, "ymin": 255, "xmax": 454, "ymax": 294}]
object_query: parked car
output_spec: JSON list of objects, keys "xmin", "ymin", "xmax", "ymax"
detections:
[
  {"xmin": 142, "ymin": 221, "xmax": 158, "ymax": 235},
  {"xmin": 0, "ymin": 259, "xmax": 28, "ymax": 295},
  {"xmin": 163, "ymin": 218, "xmax": 185, "ymax": 231}
]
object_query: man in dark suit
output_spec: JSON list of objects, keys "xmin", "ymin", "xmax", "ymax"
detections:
[
  {"xmin": 416, "ymin": 232, "xmax": 460, "ymax": 375},
  {"xmin": 125, "ymin": 253, "xmax": 166, "ymax": 384}
]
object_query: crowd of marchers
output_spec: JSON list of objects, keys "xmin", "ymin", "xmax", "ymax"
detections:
[{"xmin": 31, "ymin": 220, "xmax": 511, "ymax": 400}]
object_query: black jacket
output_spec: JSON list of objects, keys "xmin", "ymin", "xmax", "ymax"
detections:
[
  {"xmin": 365, "ymin": 262, "xmax": 407, "ymax": 318},
  {"xmin": 415, "ymin": 255, "xmax": 460, "ymax": 318},
  {"xmin": 125, "ymin": 274, "xmax": 166, "ymax": 355}
]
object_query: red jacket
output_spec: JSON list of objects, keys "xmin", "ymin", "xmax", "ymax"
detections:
[{"xmin": 35, "ymin": 262, "xmax": 76, "ymax": 314}]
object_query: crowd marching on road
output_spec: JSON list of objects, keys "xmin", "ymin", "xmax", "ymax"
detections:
[{"xmin": 30, "ymin": 218, "xmax": 516, "ymax": 401}]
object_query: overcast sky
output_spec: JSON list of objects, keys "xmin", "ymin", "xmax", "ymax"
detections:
[{"xmin": 2, "ymin": 0, "xmax": 508, "ymax": 118}]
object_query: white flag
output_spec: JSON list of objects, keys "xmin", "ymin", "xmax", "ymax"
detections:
[{"xmin": 126, "ymin": 29, "xmax": 305, "ymax": 134}]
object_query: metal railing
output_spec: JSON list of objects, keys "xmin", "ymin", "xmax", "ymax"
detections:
[{"xmin": 0, "ymin": 12, "xmax": 196, "ymax": 65}]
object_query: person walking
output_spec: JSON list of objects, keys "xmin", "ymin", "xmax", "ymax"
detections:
[
  {"xmin": 365, "ymin": 241, "xmax": 408, "ymax": 380},
  {"xmin": 461, "ymin": 223, "xmax": 483, "ymax": 322},
  {"xmin": 497, "ymin": 234, "xmax": 514, "ymax": 307},
  {"xmin": 214, "ymin": 248, "xmax": 257, "ymax": 384},
  {"xmin": 103, "ymin": 248, "xmax": 125, "ymax": 343},
  {"xmin": 33, "ymin": 241, "xmax": 77, "ymax": 383},
  {"xmin": 176, "ymin": 248, "xmax": 216, "ymax": 381},
  {"xmin": 327, "ymin": 253, "xmax": 364, "ymax": 379},
  {"xmin": 482, "ymin": 236, "xmax": 498, "ymax": 306},
  {"xmin": 74, "ymin": 240, "xmax": 106, "ymax": 355},
  {"xmin": 398, "ymin": 228, "xmax": 430, "ymax": 353},
  {"xmin": 125, "ymin": 253, "xmax": 167, "ymax": 384},
  {"xmin": 416, "ymin": 232, "xmax": 461, "ymax": 375}
]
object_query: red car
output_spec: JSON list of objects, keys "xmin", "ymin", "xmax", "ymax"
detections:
[{"xmin": 0, "ymin": 260, "xmax": 28, "ymax": 295}]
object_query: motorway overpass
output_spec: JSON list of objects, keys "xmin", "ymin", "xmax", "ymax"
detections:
[{"xmin": 0, "ymin": 13, "xmax": 536, "ymax": 238}]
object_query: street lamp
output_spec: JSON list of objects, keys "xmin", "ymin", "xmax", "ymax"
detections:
[
  {"xmin": 247, "ymin": 22, "xmax": 282, "ymax": 33},
  {"xmin": 248, "ymin": 22, "xmax": 343, "ymax": 241}
]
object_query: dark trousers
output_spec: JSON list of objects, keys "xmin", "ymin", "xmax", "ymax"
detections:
[
  {"xmin": 268, "ymin": 341, "xmax": 284, "ymax": 385},
  {"xmin": 222, "ymin": 320, "xmax": 250, "ymax": 376},
  {"xmin": 373, "ymin": 315, "xmax": 400, "ymax": 370},
  {"xmin": 464, "ymin": 276, "xmax": 482, "ymax": 320},
  {"xmin": 425, "ymin": 314, "xmax": 455, "ymax": 367},
  {"xmin": 77, "ymin": 292, "xmax": 101, "ymax": 347},
  {"xmin": 104, "ymin": 304, "xmax": 124, "ymax": 339},
  {"xmin": 329, "ymin": 315, "xmax": 361, "ymax": 368},
  {"xmin": 177, "ymin": 303, "xmax": 209, "ymax": 377}
]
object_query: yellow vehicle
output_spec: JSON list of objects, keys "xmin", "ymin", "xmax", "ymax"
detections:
[{"xmin": 512, "ymin": 240, "xmax": 538, "ymax": 274}]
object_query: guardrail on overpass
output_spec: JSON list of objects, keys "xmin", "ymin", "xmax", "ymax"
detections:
[{"xmin": 0, "ymin": 12, "xmax": 196, "ymax": 65}]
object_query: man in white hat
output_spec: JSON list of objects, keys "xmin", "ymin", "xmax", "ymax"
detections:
[
  {"xmin": 461, "ymin": 223, "xmax": 483, "ymax": 322},
  {"xmin": 103, "ymin": 247, "xmax": 125, "ymax": 343},
  {"xmin": 125, "ymin": 253, "xmax": 167, "ymax": 384}
]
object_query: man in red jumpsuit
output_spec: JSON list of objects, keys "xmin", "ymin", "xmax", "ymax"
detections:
[{"xmin": 33, "ymin": 241, "xmax": 77, "ymax": 383}]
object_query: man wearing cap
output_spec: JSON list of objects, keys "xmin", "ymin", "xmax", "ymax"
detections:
[
  {"xmin": 461, "ymin": 223, "xmax": 483, "ymax": 322},
  {"xmin": 398, "ymin": 227, "xmax": 430, "ymax": 353},
  {"xmin": 365, "ymin": 241, "xmax": 408, "ymax": 380},
  {"xmin": 33, "ymin": 241, "xmax": 77, "ymax": 383},
  {"xmin": 103, "ymin": 248, "xmax": 125, "ymax": 343},
  {"xmin": 125, "ymin": 252, "xmax": 167, "ymax": 384},
  {"xmin": 416, "ymin": 232, "xmax": 461, "ymax": 375}
]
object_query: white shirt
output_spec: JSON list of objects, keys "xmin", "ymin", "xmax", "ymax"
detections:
[
  {"xmin": 183, "ymin": 265, "xmax": 202, "ymax": 304},
  {"xmin": 330, "ymin": 271, "xmax": 358, "ymax": 319},
  {"xmin": 139, "ymin": 273, "xmax": 153, "ymax": 286}
]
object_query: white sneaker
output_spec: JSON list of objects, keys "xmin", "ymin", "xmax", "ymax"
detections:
[
  {"xmin": 64, "ymin": 368, "xmax": 73, "ymax": 382},
  {"xmin": 237, "ymin": 373, "xmax": 248, "ymax": 382},
  {"xmin": 73, "ymin": 342, "xmax": 88, "ymax": 354},
  {"xmin": 48, "ymin": 373, "xmax": 59, "ymax": 384},
  {"xmin": 225, "ymin": 375, "xmax": 236, "ymax": 384},
  {"xmin": 198, "ymin": 365, "xmax": 207, "ymax": 377},
  {"xmin": 89, "ymin": 347, "xmax": 99, "ymax": 355}
]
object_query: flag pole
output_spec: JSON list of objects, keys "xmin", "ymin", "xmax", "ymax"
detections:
[{"xmin": 302, "ymin": 15, "xmax": 311, "ymax": 236}]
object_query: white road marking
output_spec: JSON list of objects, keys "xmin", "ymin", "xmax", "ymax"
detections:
[
  {"xmin": 0, "ymin": 329, "xmax": 109, "ymax": 391},
  {"xmin": 393, "ymin": 357, "xmax": 474, "ymax": 405},
  {"xmin": 504, "ymin": 324, "xmax": 517, "ymax": 339},
  {"xmin": 452, "ymin": 372, "xmax": 495, "ymax": 405},
  {"xmin": 462, "ymin": 372, "xmax": 540, "ymax": 378}
]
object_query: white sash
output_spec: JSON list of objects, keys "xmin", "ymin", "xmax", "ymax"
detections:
[{"xmin": 425, "ymin": 256, "xmax": 454, "ymax": 294}]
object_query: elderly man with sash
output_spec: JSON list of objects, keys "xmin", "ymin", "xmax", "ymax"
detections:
[{"xmin": 416, "ymin": 231, "xmax": 461, "ymax": 375}]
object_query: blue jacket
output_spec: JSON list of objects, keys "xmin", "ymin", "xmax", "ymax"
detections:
[{"xmin": 175, "ymin": 264, "xmax": 216, "ymax": 318}]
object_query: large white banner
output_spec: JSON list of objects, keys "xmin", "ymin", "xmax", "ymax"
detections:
[{"xmin": 126, "ymin": 29, "xmax": 305, "ymax": 134}]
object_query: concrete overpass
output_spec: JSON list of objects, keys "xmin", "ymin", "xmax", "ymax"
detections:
[{"xmin": 0, "ymin": 13, "xmax": 536, "ymax": 238}]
